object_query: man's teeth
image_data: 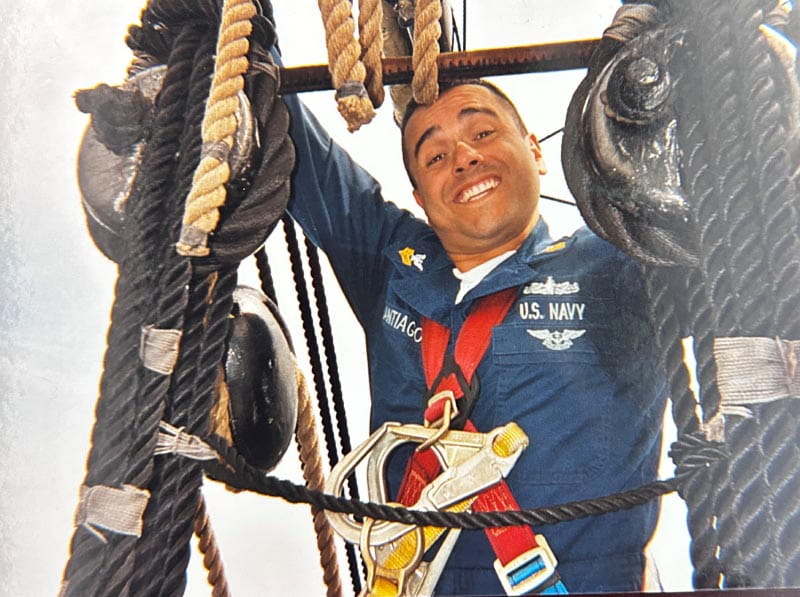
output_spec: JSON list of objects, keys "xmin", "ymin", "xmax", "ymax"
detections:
[{"xmin": 459, "ymin": 179, "xmax": 498, "ymax": 203}]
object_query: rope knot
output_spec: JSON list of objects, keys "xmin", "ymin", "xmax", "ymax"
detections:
[
  {"xmin": 155, "ymin": 421, "xmax": 219, "ymax": 460},
  {"xmin": 668, "ymin": 431, "xmax": 728, "ymax": 498},
  {"xmin": 602, "ymin": 3, "xmax": 661, "ymax": 44},
  {"xmin": 75, "ymin": 83, "xmax": 153, "ymax": 155},
  {"xmin": 335, "ymin": 85, "xmax": 377, "ymax": 132}
]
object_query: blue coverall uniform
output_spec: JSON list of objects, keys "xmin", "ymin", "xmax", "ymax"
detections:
[{"xmin": 283, "ymin": 96, "xmax": 667, "ymax": 595}]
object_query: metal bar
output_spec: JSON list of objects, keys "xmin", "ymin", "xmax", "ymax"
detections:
[{"xmin": 278, "ymin": 38, "xmax": 600, "ymax": 94}]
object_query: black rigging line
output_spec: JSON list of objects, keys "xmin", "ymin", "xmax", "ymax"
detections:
[
  {"xmin": 537, "ymin": 128, "xmax": 574, "ymax": 206},
  {"xmin": 451, "ymin": 7, "xmax": 463, "ymax": 51},
  {"xmin": 539, "ymin": 126, "xmax": 564, "ymax": 144},
  {"xmin": 541, "ymin": 193, "xmax": 576, "ymax": 207},
  {"xmin": 462, "ymin": 0, "xmax": 467, "ymax": 50}
]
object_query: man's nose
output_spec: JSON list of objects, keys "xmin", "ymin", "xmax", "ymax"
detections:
[{"xmin": 453, "ymin": 141, "xmax": 482, "ymax": 174}]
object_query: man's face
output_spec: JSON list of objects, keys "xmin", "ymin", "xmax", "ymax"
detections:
[{"xmin": 403, "ymin": 85, "xmax": 547, "ymax": 267}]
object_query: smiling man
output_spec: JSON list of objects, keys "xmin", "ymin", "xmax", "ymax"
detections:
[
  {"xmin": 283, "ymin": 80, "xmax": 667, "ymax": 595},
  {"xmin": 402, "ymin": 84, "xmax": 546, "ymax": 272}
]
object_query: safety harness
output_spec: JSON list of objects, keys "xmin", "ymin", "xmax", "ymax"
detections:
[{"xmin": 393, "ymin": 286, "xmax": 568, "ymax": 595}]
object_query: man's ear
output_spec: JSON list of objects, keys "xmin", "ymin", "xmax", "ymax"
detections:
[
  {"xmin": 527, "ymin": 133, "xmax": 548, "ymax": 175},
  {"xmin": 413, "ymin": 188, "xmax": 424, "ymax": 208}
]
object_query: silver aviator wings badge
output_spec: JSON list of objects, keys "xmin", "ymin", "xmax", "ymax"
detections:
[{"xmin": 527, "ymin": 329, "xmax": 586, "ymax": 351}]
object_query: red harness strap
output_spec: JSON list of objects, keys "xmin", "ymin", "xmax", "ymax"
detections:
[
  {"xmin": 419, "ymin": 287, "xmax": 516, "ymax": 424},
  {"xmin": 396, "ymin": 287, "xmax": 517, "ymax": 501},
  {"xmin": 395, "ymin": 287, "xmax": 554, "ymax": 586}
]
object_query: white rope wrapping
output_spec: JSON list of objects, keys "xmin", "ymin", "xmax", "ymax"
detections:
[
  {"xmin": 155, "ymin": 420, "xmax": 218, "ymax": 461},
  {"xmin": 75, "ymin": 484, "xmax": 151, "ymax": 543},
  {"xmin": 140, "ymin": 325, "xmax": 183, "ymax": 375},
  {"xmin": 714, "ymin": 336, "xmax": 800, "ymax": 418}
]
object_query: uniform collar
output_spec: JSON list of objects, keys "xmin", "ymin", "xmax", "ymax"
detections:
[
  {"xmin": 385, "ymin": 228, "xmax": 457, "ymax": 321},
  {"xmin": 384, "ymin": 218, "xmax": 572, "ymax": 322},
  {"xmin": 461, "ymin": 218, "xmax": 560, "ymax": 303}
]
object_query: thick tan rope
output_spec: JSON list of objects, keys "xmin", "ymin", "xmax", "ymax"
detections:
[
  {"xmin": 317, "ymin": 0, "xmax": 377, "ymax": 131},
  {"xmin": 412, "ymin": 0, "xmax": 442, "ymax": 104},
  {"xmin": 177, "ymin": 0, "xmax": 257, "ymax": 257},
  {"xmin": 194, "ymin": 495, "xmax": 232, "ymax": 597},
  {"xmin": 358, "ymin": 0, "xmax": 385, "ymax": 108},
  {"xmin": 294, "ymin": 367, "xmax": 344, "ymax": 597}
]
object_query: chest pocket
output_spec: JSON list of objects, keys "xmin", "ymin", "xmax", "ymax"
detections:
[{"xmin": 489, "ymin": 285, "xmax": 617, "ymax": 487}]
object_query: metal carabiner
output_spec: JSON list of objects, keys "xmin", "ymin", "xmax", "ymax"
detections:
[
  {"xmin": 324, "ymin": 421, "xmax": 528, "ymax": 546},
  {"xmin": 403, "ymin": 528, "xmax": 462, "ymax": 597}
]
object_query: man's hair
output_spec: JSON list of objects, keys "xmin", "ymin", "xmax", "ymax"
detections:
[{"xmin": 399, "ymin": 79, "xmax": 529, "ymax": 188}]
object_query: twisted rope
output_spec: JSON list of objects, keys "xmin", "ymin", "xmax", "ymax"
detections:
[
  {"xmin": 62, "ymin": 26, "xmax": 199, "ymax": 596},
  {"xmin": 66, "ymin": 1, "xmax": 293, "ymax": 594},
  {"xmin": 282, "ymin": 217, "xmax": 340, "ymax": 471},
  {"xmin": 201, "ymin": 432, "xmax": 679, "ymax": 529},
  {"xmin": 643, "ymin": 264, "xmax": 726, "ymax": 587},
  {"xmin": 127, "ymin": 37, "xmax": 218, "ymax": 595},
  {"xmin": 304, "ymin": 238, "xmax": 361, "ymax": 503},
  {"xmin": 177, "ymin": 0, "xmax": 257, "ymax": 256},
  {"xmin": 380, "ymin": 0, "xmax": 415, "ymax": 125},
  {"xmin": 672, "ymin": 1, "xmax": 800, "ymax": 587},
  {"xmin": 412, "ymin": 0, "xmax": 442, "ymax": 104},
  {"xmin": 132, "ymin": 275, "xmax": 215, "ymax": 596},
  {"xmin": 576, "ymin": 0, "xmax": 800, "ymax": 587},
  {"xmin": 358, "ymin": 0, "xmax": 385, "ymax": 108},
  {"xmin": 294, "ymin": 369, "xmax": 345, "ymax": 597},
  {"xmin": 194, "ymin": 495, "xmax": 233, "ymax": 597},
  {"xmin": 316, "ymin": 0, "xmax": 376, "ymax": 131},
  {"xmin": 563, "ymin": 1, "xmax": 800, "ymax": 587},
  {"xmin": 164, "ymin": 270, "xmax": 239, "ymax": 596},
  {"xmin": 282, "ymin": 217, "xmax": 364, "ymax": 592},
  {"xmin": 255, "ymin": 246, "xmax": 278, "ymax": 305}
]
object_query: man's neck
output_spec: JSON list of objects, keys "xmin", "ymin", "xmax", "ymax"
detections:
[
  {"xmin": 452, "ymin": 245, "xmax": 518, "ymax": 273},
  {"xmin": 450, "ymin": 216, "xmax": 539, "ymax": 273}
]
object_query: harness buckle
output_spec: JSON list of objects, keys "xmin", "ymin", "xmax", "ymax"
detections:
[{"xmin": 493, "ymin": 534, "xmax": 566, "ymax": 595}]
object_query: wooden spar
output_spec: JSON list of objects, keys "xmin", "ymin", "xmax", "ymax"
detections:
[{"xmin": 277, "ymin": 38, "xmax": 600, "ymax": 94}]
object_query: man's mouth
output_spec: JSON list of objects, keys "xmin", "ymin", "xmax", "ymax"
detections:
[{"xmin": 454, "ymin": 177, "xmax": 500, "ymax": 204}]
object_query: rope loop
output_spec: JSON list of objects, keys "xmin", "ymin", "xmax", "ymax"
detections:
[
  {"xmin": 358, "ymin": 0, "xmax": 385, "ymax": 108},
  {"xmin": 316, "ymin": 0, "xmax": 378, "ymax": 131},
  {"xmin": 177, "ymin": 0, "xmax": 257, "ymax": 257}
]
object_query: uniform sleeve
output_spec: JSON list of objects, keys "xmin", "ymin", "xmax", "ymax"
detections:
[{"xmin": 280, "ymin": 93, "xmax": 416, "ymax": 323}]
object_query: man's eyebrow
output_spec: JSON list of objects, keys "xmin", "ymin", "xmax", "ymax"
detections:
[
  {"xmin": 458, "ymin": 106, "xmax": 499, "ymax": 121},
  {"xmin": 413, "ymin": 125, "xmax": 440, "ymax": 160},
  {"xmin": 412, "ymin": 107, "xmax": 499, "ymax": 160}
]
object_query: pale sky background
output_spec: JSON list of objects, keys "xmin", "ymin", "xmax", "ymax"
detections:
[{"xmin": 1, "ymin": 1, "xmax": 694, "ymax": 595}]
